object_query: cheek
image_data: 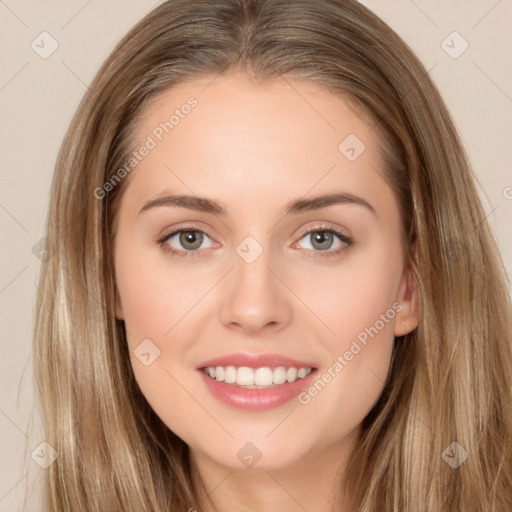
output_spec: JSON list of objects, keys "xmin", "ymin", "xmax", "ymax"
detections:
[
  {"xmin": 301, "ymin": 244, "xmax": 402, "ymax": 350},
  {"xmin": 293, "ymin": 245, "xmax": 401, "ymax": 431},
  {"xmin": 114, "ymin": 239, "xmax": 214, "ymax": 390},
  {"xmin": 117, "ymin": 268, "xmax": 172, "ymax": 342},
  {"xmin": 115, "ymin": 237, "xmax": 200, "ymax": 342},
  {"xmin": 114, "ymin": 246, "xmax": 205, "ymax": 433}
]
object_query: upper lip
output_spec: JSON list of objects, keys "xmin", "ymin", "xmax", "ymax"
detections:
[{"xmin": 197, "ymin": 352, "xmax": 316, "ymax": 370}]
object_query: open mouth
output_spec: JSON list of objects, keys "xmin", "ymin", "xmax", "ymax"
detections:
[
  {"xmin": 197, "ymin": 353, "xmax": 318, "ymax": 409},
  {"xmin": 202, "ymin": 365, "xmax": 314, "ymax": 388}
]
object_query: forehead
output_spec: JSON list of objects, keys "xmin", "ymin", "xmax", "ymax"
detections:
[
  {"xmin": 121, "ymin": 72, "xmax": 391, "ymax": 218},
  {"xmin": 136, "ymin": 72, "xmax": 373, "ymax": 158}
]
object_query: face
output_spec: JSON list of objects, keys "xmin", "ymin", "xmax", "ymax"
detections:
[{"xmin": 113, "ymin": 71, "xmax": 418, "ymax": 473}]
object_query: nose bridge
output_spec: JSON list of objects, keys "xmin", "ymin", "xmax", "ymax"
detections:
[
  {"xmin": 219, "ymin": 234, "xmax": 292, "ymax": 333},
  {"xmin": 234, "ymin": 238, "xmax": 273, "ymax": 290}
]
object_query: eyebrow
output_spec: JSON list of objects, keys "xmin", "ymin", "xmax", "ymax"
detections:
[{"xmin": 139, "ymin": 192, "xmax": 377, "ymax": 217}]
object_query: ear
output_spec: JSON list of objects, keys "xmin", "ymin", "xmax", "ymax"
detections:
[
  {"xmin": 115, "ymin": 286, "xmax": 124, "ymax": 320},
  {"xmin": 394, "ymin": 252, "xmax": 419, "ymax": 337}
]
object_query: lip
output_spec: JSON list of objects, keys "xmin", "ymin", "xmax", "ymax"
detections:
[
  {"xmin": 199, "ymin": 370, "xmax": 317, "ymax": 410},
  {"xmin": 197, "ymin": 352, "xmax": 318, "ymax": 411},
  {"xmin": 196, "ymin": 352, "xmax": 316, "ymax": 370}
]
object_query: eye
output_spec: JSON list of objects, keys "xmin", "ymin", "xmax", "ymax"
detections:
[
  {"xmin": 157, "ymin": 225, "xmax": 353, "ymax": 259},
  {"xmin": 295, "ymin": 226, "xmax": 353, "ymax": 258},
  {"xmin": 158, "ymin": 228, "xmax": 215, "ymax": 256}
]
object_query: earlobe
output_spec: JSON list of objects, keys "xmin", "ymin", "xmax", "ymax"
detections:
[{"xmin": 394, "ymin": 258, "xmax": 420, "ymax": 337}]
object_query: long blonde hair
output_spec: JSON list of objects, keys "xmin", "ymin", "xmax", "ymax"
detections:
[{"xmin": 30, "ymin": 0, "xmax": 512, "ymax": 510}]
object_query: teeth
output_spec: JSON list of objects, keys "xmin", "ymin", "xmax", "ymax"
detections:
[
  {"xmin": 254, "ymin": 367, "xmax": 273, "ymax": 386},
  {"xmin": 237, "ymin": 367, "xmax": 254, "ymax": 386},
  {"xmin": 203, "ymin": 365, "xmax": 312, "ymax": 387},
  {"xmin": 224, "ymin": 366, "xmax": 236, "ymax": 384},
  {"xmin": 286, "ymin": 367, "xmax": 297, "ymax": 382},
  {"xmin": 274, "ymin": 366, "xmax": 287, "ymax": 385}
]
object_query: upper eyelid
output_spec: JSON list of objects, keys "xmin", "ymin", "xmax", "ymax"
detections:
[
  {"xmin": 293, "ymin": 226, "xmax": 352, "ymax": 248},
  {"xmin": 159, "ymin": 224, "xmax": 215, "ymax": 242},
  {"xmin": 160, "ymin": 223, "xmax": 351, "ymax": 247}
]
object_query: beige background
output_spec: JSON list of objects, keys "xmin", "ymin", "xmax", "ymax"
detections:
[{"xmin": 1, "ymin": 0, "xmax": 511, "ymax": 509}]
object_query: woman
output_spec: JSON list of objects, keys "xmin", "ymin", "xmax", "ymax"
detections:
[{"xmin": 31, "ymin": 0, "xmax": 512, "ymax": 510}]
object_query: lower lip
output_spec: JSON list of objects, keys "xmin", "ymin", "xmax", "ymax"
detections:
[{"xmin": 198, "ymin": 370, "xmax": 317, "ymax": 410}]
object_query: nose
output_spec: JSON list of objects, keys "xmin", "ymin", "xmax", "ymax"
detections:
[{"xmin": 219, "ymin": 243, "xmax": 293, "ymax": 336}]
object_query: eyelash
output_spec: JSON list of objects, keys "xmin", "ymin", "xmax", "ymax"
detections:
[{"xmin": 157, "ymin": 224, "xmax": 353, "ymax": 260}]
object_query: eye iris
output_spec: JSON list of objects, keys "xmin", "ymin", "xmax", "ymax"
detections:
[
  {"xmin": 179, "ymin": 231, "xmax": 203, "ymax": 250},
  {"xmin": 311, "ymin": 231, "xmax": 333, "ymax": 250}
]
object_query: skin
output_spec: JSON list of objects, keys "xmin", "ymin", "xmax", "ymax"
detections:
[{"xmin": 113, "ymin": 70, "xmax": 419, "ymax": 512}]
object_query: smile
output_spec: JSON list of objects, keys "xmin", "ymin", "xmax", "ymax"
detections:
[
  {"xmin": 203, "ymin": 366, "xmax": 313, "ymax": 388},
  {"xmin": 197, "ymin": 353, "xmax": 318, "ymax": 410}
]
